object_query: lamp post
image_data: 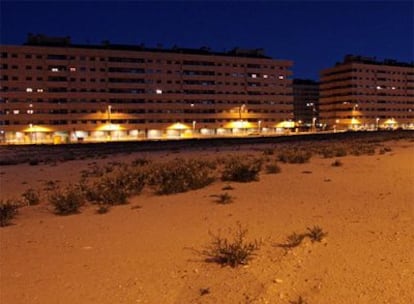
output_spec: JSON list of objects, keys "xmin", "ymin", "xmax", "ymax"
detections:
[
  {"xmin": 258, "ymin": 120, "xmax": 262, "ymax": 133},
  {"xmin": 238, "ymin": 104, "xmax": 246, "ymax": 120},
  {"xmin": 192, "ymin": 120, "xmax": 196, "ymax": 136},
  {"xmin": 107, "ymin": 105, "xmax": 112, "ymax": 124},
  {"xmin": 376, "ymin": 117, "xmax": 380, "ymax": 131}
]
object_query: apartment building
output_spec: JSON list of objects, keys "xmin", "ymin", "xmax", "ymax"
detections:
[
  {"xmin": 292, "ymin": 79, "xmax": 319, "ymax": 130},
  {"xmin": 0, "ymin": 34, "xmax": 294, "ymax": 144},
  {"xmin": 319, "ymin": 55, "xmax": 414, "ymax": 131}
]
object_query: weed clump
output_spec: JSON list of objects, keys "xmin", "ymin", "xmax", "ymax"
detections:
[
  {"xmin": 320, "ymin": 146, "xmax": 347, "ymax": 158},
  {"xmin": 307, "ymin": 225, "xmax": 328, "ymax": 242},
  {"xmin": 21, "ymin": 188, "xmax": 40, "ymax": 206},
  {"xmin": 148, "ymin": 158, "xmax": 215, "ymax": 195},
  {"xmin": 0, "ymin": 200, "xmax": 19, "ymax": 227},
  {"xmin": 265, "ymin": 162, "xmax": 281, "ymax": 174},
  {"xmin": 221, "ymin": 156, "xmax": 262, "ymax": 182},
  {"xmin": 203, "ymin": 223, "xmax": 260, "ymax": 267},
  {"xmin": 213, "ymin": 193, "xmax": 234, "ymax": 204},
  {"xmin": 278, "ymin": 149, "xmax": 312, "ymax": 164},
  {"xmin": 49, "ymin": 184, "xmax": 84, "ymax": 215},
  {"xmin": 279, "ymin": 232, "xmax": 306, "ymax": 248},
  {"xmin": 331, "ymin": 159, "xmax": 343, "ymax": 167},
  {"xmin": 85, "ymin": 167, "xmax": 146, "ymax": 205}
]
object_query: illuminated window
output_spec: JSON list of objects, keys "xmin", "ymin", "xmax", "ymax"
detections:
[
  {"xmin": 251, "ymin": 74, "xmax": 257, "ymax": 78},
  {"xmin": 51, "ymin": 68, "xmax": 59, "ymax": 72},
  {"xmin": 27, "ymin": 109, "xmax": 34, "ymax": 114},
  {"xmin": 13, "ymin": 110, "xmax": 19, "ymax": 114},
  {"xmin": 278, "ymin": 75, "xmax": 284, "ymax": 80},
  {"xmin": 37, "ymin": 89, "xmax": 44, "ymax": 93},
  {"xmin": 263, "ymin": 74, "xmax": 268, "ymax": 79},
  {"xmin": 26, "ymin": 88, "xmax": 33, "ymax": 92},
  {"xmin": 376, "ymin": 86, "xmax": 381, "ymax": 90},
  {"xmin": 70, "ymin": 67, "xmax": 76, "ymax": 72},
  {"xmin": 156, "ymin": 89, "xmax": 163, "ymax": 94}
]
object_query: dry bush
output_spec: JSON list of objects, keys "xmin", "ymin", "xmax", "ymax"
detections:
[
  {"xmin": 49, "ymin": 184, "xmax": 85, "ymax": 215},
  {"xmin": 21, "ymin": 188, "xmax": 41, "ymax": 205},
  {"xmin": 85, "ymin": 167, "xmax": 146, "ymax": 205},
  {"xmin": 277, "ymin": 149, "xmax": 312, "ymax": 164},
  {"xmin": 221, "ymin": 156, "xmax": 262, "ymax": 182},
  {"xmin": 320, "ymin": 146, "xmax": 347, "ymax": 158},
  {"xmin": 147, "ymin": 158, "xmax": 216, "ymax": 195},
  {"xmin": 265, "ymin": 162, "xmax": 281, "ymax": 174},
  {"xmin": 0, "ymin": 199, "xmax": 19, "ymax": 227},
  {"xmin": 203, "ymin": 223, "xmax": 260, "ymax": 267},
  {"xmin": 278, "ymin": 232, "xmax": 306, "ymax": 248},
  {"xmin": 331, "ymin": 159, "xmax": 343, "ymax": 167},
  {"xmin": 213, "ymin": 192, "xmax": 234, "ymax": 204},
  {"xmin": 306, "ymin": 225, "xmax": 328, "ymax": 242}
]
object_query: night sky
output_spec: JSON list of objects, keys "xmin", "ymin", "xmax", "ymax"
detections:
[{"xmin": 1, "ymin": 1, "xmax": 413, "ymax": 80}]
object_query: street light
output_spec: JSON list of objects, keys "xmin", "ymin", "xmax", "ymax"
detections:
[
  {"xmin": 107, "ymin": 105, "xmax": 112, "ymax": 124},
  {"xmin": 258, "ymin": 120, "xmax": 262, "ymax": 133},
  {"xmin": 376, "ymin": 117, "xmax": 380, "ymax": 131},
  {"xmin": 238, "ymin": 104, "xmax": 246, "ymax": 120}
]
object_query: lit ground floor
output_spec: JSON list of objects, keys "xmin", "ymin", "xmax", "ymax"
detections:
[{"xmin": 0, "ymin": 125, "xmax": 297, "ymax": 145}]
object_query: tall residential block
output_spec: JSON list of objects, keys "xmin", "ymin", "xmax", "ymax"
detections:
[
  {"xmin": 292, "ymin": 79, "xmax": 319, "ymax": 129},
  {"xmin": 0, "ymin": 34, "xmax": 294, "ymax": 144},
  {"xmin": 319, "ymin": 55, "xmax": 414, "ymax": 130}
]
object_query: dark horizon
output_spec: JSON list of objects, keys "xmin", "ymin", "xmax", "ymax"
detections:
[{"xmin": 1, "ymin": 1, "xmax": 413, "ymax": 80}]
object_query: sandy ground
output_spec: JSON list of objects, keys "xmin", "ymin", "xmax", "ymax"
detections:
[{"xmin": 1, "ymin": 140, "xmax": 413, "ymax": 303}]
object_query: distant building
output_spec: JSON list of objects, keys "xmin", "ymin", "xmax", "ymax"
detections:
[
  {"xmin": 319, "ymin": 55, "xmax": 414, "ymax": 131},
  {"xmin": 0, "ymin": 34, "xmax": 294, "ymax": 144},
  {"xmin": 292, "ymin": 79, "xmax": 319, "ymax": 129}
]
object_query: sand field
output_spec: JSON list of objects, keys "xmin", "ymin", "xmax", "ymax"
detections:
[{"xmin": 0, "ymin": 137, "xmax": 413, "ymax": 303}]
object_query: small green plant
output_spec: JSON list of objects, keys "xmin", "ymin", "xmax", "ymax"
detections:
[
  {"xmin": 331, "ymin": 159, "xmax": 343, "ymax": 167},
  {"xmin": 265, "ymin": 163, "xmax": 281, "ymax": 174},
  {"xmin": 214, "ymin": 193, "xmax": 234, "ymax": 204},
  {"xmin": 21, "ymin": 188, "xmax": 40, "ymax": 206},
  {"xmin": 49, "ymin": 184, "xmax": 84, "ymax": 215},
  {"xmin": 203, "ymin": 223, "xmax": 260, "ymax": 267},
  {"xmin": 221, "ymin": 156, "xmax": 262, "ymax": 183},
  {"xmin": 306, "ymin": 226, "xmax": 328, "ymax": 242},
  {"xmin": 0, "ymin": 199, "xmax": 19, "ymax": 227}
]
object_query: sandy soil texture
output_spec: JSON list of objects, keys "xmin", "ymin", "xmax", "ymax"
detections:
[{"xmin": 1, "ymin": 139, "xmax": 413, "ymax": 303}]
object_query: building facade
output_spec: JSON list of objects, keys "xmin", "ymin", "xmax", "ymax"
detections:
[
  {"xmin": 319, "ymin": 55, "xmax": 414, "ymax": 131},
  {"xmin": 292, "ymin": 79, "xmax": 319, "ymax": 130},
  {"xmin": 0, "ymin": 35, "xmax": 294, "ymax": 144}
]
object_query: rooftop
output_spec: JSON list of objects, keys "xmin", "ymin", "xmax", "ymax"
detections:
[
  {"xmin": 23, "ymin": 33, "xmax": 272, "ymax": 59},
  {"xmin": 337, "ymin": 54, "xmax": 414, "ymax": 68}
]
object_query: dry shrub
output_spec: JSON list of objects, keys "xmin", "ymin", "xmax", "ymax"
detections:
[
  {"xmin": 265, "ymin": 162, "xmax": 281, "ymax": 174},
  {"xmin": 331, "ymin": 159, "xmax": 343, "ymax": 167},
  {"xmin": 147, "ymin": 158, "xmax": 216, "ymax": 195},
  {"xmin": 21, "ymin": 188, "xmax": 40, "ymax": 205},
  {"xmin": 0, "ymin": 199, "xmax": 19, "ymax": 227},
  {"xmin": 213, "ymin": 192, "xmax": 234, "ymax": 204},
  {"xmin": 221, "ymin": 156, "xmax": 262, "ymax": 182},
  {"xmin": 277, "ymin": 149, "xmax": 312, "ymax": 164},
  {"xmin": 49, "ymin": 184, "xmax": 85, "ymax": 215},
  {"xmin": 85, "ymin": 167, "xmax": 146, "ymax": 205},
  {"xmin": 203, "ymin": 223, "xmax": 260, "ymax": 267}
]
